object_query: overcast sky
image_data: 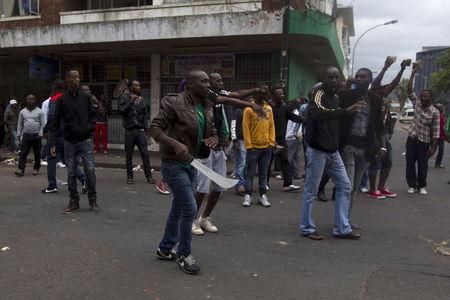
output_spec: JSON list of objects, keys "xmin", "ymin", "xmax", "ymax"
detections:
[{"xmin": 343, "ymin": 0, "xmax": 450, "ymax": 80}]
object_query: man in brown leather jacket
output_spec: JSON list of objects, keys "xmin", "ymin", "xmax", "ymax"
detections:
[{"xmin": 150, "ymin": 70, "xmax": 218, "ymax": 275}]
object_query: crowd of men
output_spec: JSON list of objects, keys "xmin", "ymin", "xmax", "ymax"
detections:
[{"xmin": 2, "ymin": 57, "xmax": 448, "ymax": 275}]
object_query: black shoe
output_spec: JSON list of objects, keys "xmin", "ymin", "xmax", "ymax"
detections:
[
  {"xmin": 350, "ymin": 223, "xmax": 362, "ymax": 231},
  {"xmin": 126, "ymin": 177, "xmax": 134, "ymax": 184},
  {"xmin": 317, "ymin": 191, "xmax": 328, "ymax": 202},
  {"xmin": 147, "ymin": 175, "xmax": 156, "ymax": 184},
  {"xmin": 333, "ymin": 231, "xmax": 361, "ymax": 240},
  {"xmin": 63, "ymin": 201, "xmax": 80, "ymax": 214},
  {"xmin": 176, "ymin": 255, "xmax": 200, "ymax": 274},
  {"xmin": 89, "ymin": 199, "xmax": 100, "ymax": 213},
  {"xmin": 156, "ymin": 248, "xmax": 178, "ymax": 261},
  {"xmin": 82, "ymin": 181, "xmax": 88, "ymax": 194},
  {"xmin": 42, "ymin": 187, "xmax": 58, "ymax": 193},
  {"xmin": 14, "ymin": 169, "xmax": 24, "ymax": 177}
]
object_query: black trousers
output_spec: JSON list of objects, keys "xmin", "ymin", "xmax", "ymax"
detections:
[
  {"xmin": 435, "ymin": 139, "xmax": 445, "ymax": 166},
  {"xmin": 125, "ymin": 129, "xmax": 152, "ymax": 179},
  {"xmin": 18, "ymin": 133, "xmax": 41, "ymax": 171},
  {"xmin": 405, "ymin": 137, "xmax": 430, "ymax": 188},
  {"xmin": 268, "ymin": 144, "xmax": 293, "ymax": 187}
]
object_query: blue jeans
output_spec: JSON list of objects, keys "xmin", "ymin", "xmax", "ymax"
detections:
[
  {"xmin": 159, "ymin": 161, "xmax": 197, "ymax": 257},
  {"xmin": 359, "ymin": 168, "xmax": 369, "ymax": 191},
  {"xmin": 245, "ymin": 148, "xmax": 272, "ymax": 196},
  {"xmin": 64, "ymin": 139, "xmax": 96, "ymax": 201},
  {"xmin": 234, "ymin": 140, "xmax": 246, "ymax": 189},
  {"xmin": 47, "ymin": 142, "xmax": 86, "ymax": 189},
  {"xmin": 10, "ymin": 127, "xmax": 18, "ymax": 151},
  {"xmin": 300, "ymin": 146, "xmax": 352, "ymax": 236}
]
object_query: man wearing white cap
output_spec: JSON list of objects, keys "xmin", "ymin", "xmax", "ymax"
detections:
[{"xmin": 4, "ymin": 99, "xmax": 19, "ymax": 152}]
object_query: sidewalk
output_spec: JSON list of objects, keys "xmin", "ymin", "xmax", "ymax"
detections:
[{"xmin": 0, "ymin": 148, "xmax": 163, "ymax": 170}]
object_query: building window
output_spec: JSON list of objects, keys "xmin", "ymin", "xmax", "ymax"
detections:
[
  {"xmin": 0, "ymin": 0, "xmax": 39, "ymax": 18},
  {"xmin": 88, "ymin": 0, "xmax": 152, "ymax": 9}
]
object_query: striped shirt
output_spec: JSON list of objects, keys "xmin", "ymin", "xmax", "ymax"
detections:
[{"xmin": 408, "ymin": 93, "xmax": 440, "ymax": 143}]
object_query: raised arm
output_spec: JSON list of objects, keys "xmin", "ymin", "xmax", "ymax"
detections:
[
  {"xmin": 307, "ymin": 90, "xmax": 348, "ymax": 122},
  {"xmin": 118, "ymin": 93, "xmax": 134, "ymax": 116},
  {"xmin": 228, "ymin": 87, "xmax": 260, "ymax": 100},
  {"xmin": 212, "ymin": 93, "xmax": 266, "ymax": 119},
  {"xmin": 407, "ymin": 63, "xmax": 420, "ymax": 105},
  {"xmin": 372, "ymin": 57, "xmax": 394, "ymax": 91},
  {"xmin": 379, "ymin": 59, "xmax": 409, "ymax": 97},
  {"xmin": 285, "ymin": 105, "xmax": 304, "ymax": 123}
]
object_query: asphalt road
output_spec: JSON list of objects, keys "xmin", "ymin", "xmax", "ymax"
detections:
[{"xmin": 0, "ymin": 127, "xmax": 449, "ymax": 300}]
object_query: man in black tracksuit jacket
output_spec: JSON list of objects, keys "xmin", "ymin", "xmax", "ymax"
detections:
[
  {"xmin": 300, "ymin": 66, "xmax": 362, "ymax": 240},
  {"xmin": 119, "ymin": 79, "xmax": 155, "ymax": 184}
]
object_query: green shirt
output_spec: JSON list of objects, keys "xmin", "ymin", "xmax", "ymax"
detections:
[{"xmin": 196, "ymin": 103, "xmax": 206, "ymax": 152}]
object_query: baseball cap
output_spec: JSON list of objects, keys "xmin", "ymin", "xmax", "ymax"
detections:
[{"xmin": 9, "ymin": 99, "xmax": 17, "ymax": 105}]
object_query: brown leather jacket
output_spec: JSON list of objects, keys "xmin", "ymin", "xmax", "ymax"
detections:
[{"xmin": 150, "ymin": 91, "xmax": 217, "ymax": 162}]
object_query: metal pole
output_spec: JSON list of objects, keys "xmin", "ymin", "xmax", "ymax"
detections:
[
  {"xmin": 279, "ymin": 0, "xmax": 290, "ymax": 89},
  {"xmin": 351, "ymin": 20, "xmax": 398, "ymax": 77}
]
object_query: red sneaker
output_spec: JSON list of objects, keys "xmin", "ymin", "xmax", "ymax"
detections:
[
  {"xmin": 379, "ymin": 188, "xmax": 397, "ymax": 198},
  {"xmin": 156, "ymin": 181, "xmax": 170, "ymax": 195},
  {"xmin": 367, "ymin": 191, "xmax": 386, "ymax": 199}
]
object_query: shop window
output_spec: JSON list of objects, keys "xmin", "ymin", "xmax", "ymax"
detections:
[{"xmin": 0, "ymin": 0, "xmax": 39, "ymax": 18}]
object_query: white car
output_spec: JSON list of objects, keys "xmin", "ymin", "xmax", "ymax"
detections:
[{"xmin": 399, "ymin": 108, "xmax": 414, "ymax": 123}]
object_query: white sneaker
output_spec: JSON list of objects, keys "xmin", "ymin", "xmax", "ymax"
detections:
[
  {"xmin": 258, "ymin": 194, "xmax": 271, "ymax": 207},
  {"xmin": 40, "ymin": 160, "xmax": 48, "ymax": 166},
  {"xmin": 198, "ymin": 216, "xmax": 218, "ymax": 233},
  {"xmin": 266, "ymin": 185, "xmax": 270, "ymax": 191},
  {"xmin": 407, "ymin": 187, "xmax": 416, "ymax": 194},
  {"xmin": 282, "ymin": 184, "xmax": 301, "ymax": 192},
  {"xmin": 191, "ymin": 220, "xmax": 204, "ymax": 235},
  {"xmin": 419, "ymin": 188, "xmax": 427, "ymax": 195},
  {"xmin": 56, "ymin": 162, "xmax": 66, "ymax": 168},
  {"xmin": 242, "ymin": 194, "xmax": 252, "ymax": 207},
  {"xmin": 360, "ymin": 187, "xmax": 369, "ymax": 193}
]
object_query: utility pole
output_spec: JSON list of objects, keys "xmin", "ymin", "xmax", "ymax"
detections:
[{"xmin": 279, "ymin": 0, "xmax": 290, "ymax": 90}]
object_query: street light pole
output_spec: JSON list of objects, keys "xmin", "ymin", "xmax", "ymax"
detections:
[{"xmin": 350, "ymin": 19, "xmax": 398, "ymax": 77}]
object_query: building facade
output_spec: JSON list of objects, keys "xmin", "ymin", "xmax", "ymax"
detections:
[
  {"xmin": 0, "ymin": 0, "xmax": 354, "ymax": 148},
  {"xmin": 415, "ymin": 46, "xmax": 450, "ymax": 103}
]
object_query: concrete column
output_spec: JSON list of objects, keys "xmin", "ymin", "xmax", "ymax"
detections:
[{"xmin": 149, "ymin": 54, "xmax": 161, "ymax": 151}]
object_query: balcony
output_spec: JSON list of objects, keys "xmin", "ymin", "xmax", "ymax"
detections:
[{"xmin": 60, "ymin": 0, "xmax": 262, "ymax": 25}]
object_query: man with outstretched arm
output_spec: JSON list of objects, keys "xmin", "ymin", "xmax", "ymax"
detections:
[
  {"xmin": 365, "ymin": 58, "xmax": 410, "ymax": 199},
  {"xmin": 150, "ymin": 70, "xmax": 218, "ymax": 275},
  {"xmin": 300, "ymin": 67, "xmax": 362, "ymax": 240},
  {"xmin": 191, "ymin": 73, "xmax": 266, "ymax": 235},
  {"xmin": 405, "ymin": 63, "xmax": 440, "ymax": 195},
  {"xmin": 339, "ymin": 68, "xmax": 386, "ymax": 230}
]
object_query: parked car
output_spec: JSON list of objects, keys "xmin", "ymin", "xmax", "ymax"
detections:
[{"xmin": 399, "ymin": 108, "xmax": 414, "ymax": 123}]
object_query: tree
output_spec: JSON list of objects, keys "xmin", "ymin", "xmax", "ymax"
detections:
[
  {"xmin": 394, "ymin": 78, "xmax": 409, "ymax": 110},
  {"xmin": 431, "ymin": 48, "xmax": 450, "ymax": 95}
]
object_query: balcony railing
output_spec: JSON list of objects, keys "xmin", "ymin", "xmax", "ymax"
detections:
[
  {"xmin": 0, "ymin": 0, "xmax": 39, "ymax": 18},
  {"xmin": 87, "ymin": 0, "xmax": 152, "ymax": 10}
]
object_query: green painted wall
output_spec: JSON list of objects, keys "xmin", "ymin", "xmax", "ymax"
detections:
[
  {"xmin": 289, "ymin": 10, "xmax": 346, "ymax": 68},
  {"xmin": 288, "ymin": 51, "xmax": 317, "ymax": 100}
]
